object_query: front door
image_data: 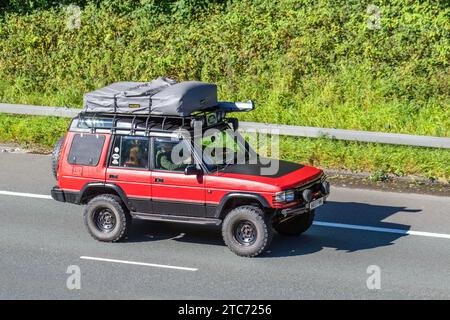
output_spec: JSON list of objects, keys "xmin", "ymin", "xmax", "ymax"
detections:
[
  {"xmin": 106, "ymin": 135, "xmax": 152, "ymax": 213},
  {"xmin": 151, "ymin": 136, "xmax": 206, "ymax": 217}
]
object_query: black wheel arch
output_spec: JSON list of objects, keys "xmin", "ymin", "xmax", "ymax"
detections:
[
  {"xmin": 216, "ymin": 192, "xmax": 271, "ymax": 219},
  {"xmin": 77, "ymin": 183, "xmax": 132, "ymax": 211}
]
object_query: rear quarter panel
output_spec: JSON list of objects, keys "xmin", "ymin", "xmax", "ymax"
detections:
[{"xmin": 58, "ymin": 132, "xmax": 111, "ymax": 192}]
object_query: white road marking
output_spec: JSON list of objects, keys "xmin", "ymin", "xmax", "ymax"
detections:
[
  {"xmin": 169, "ymin": 233, "xmax": 186, "ymax": 240},
  {"xmin": 1, "ymin": 189, "xmax": 450, "ymax": 241},
  {"xmin": 0, "ymin": 190, "xmax": 52, "ymax": 200},
  {"xmin": 313, "ymin": 221, "xmax": 450, "ymax": 240},
  {"xmin": 80, "ymin": 256, "xmax": 198, "ymax": 272}
]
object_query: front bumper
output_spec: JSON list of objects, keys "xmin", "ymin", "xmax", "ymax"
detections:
[
  {"xmin": 275, "ymin": 177, "xmax": 330, "ymax": 212},
  {"xmin": 279, "ymin": 195, "xmax": 328, "ymax": 216}
]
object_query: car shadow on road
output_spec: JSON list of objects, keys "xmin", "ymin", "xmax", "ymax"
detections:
[
  {"xmin": 126, "ymin": 220, "xmax": 224, "ymax": 246},
  {"xmin": 267, "ymin": 201, "xmax": 421, "ymax": 258},
  {"xmin": 126, "ymin": 201, "xmax": 422, "ymax": 258}
]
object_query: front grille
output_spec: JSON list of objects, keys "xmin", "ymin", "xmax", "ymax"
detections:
[{"xmin": 294, "ymin": 175, "xmax": 325, "ymax": 200}]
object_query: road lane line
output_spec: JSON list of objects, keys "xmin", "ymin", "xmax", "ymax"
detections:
[
  {"xmin": 0, "ymin": 190, "xmax": 52, "ymax": 200},
  {"xmin": 313, "ymin": 221, "xmax": 450, "ymax": 239},
  {"xmin": 80, "ymin": 256, "xmax": 198, "ymax": 272},
  {"xmin": 2, "ymin": 189, "xmax": 450, "ymax": 240}
]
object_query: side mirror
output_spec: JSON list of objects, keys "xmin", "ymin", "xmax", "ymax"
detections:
[{"xmin": 184, "ymin": 164, "xmax": 202, "ymax": 176}]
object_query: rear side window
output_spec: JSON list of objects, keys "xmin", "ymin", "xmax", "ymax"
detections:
[
  {"xmin": 109, "ymin": 136, "xmax": 150, "ymax": 169},
  {"xmin": 68, "ymin": 134, "xmax": 105, "ymax": 166}
]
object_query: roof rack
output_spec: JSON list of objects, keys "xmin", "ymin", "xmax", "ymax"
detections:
[
  {"xmin": 73, "ymin": 108, "xmax": 228, "ymax": 135},
  {"xmin": 72, "ymin": 99, "xmax": 254, "ymax": 135}
]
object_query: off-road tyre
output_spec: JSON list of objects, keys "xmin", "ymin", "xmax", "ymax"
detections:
[
  {"xmin": 84, "ymin": 195, "xmax": 131, "ymax": 242},
  {"xmin": 222, "ymin": 205, "xmax": 273, "ymax": 257}
]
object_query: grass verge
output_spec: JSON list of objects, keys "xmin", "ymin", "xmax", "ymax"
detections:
[{"xmin": 0, "ymin": 114, "xmax": 448, "ymax": 182}]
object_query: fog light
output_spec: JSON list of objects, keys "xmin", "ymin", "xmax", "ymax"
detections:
[{"xmin": 302, "ymin": 189, "xmax": 312, "ymax": 202}]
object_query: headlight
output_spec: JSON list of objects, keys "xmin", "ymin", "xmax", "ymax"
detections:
[{"xmin": 275, "ymin": 189, "xmax": 295, "ymax": 203}]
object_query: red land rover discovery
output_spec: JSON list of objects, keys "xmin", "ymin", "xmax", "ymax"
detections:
[
  {"xmin": 51, "ymin": 80, "xmax": 330, "ymax": 257},
  {"xmin": 51, "ymin": 111, "xmax": 329, "ymax": 257}
]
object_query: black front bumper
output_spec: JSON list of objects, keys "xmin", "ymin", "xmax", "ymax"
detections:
[
  {"xmin": 279, "ymin": 204, "xmax": 309, "ymax": 216},
  {"xmin": 277, "ymin": 195, "xmax": 328, "ymax": 217}
]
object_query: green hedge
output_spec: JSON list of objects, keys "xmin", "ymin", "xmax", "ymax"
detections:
[
  {"xmin": 0, "ymin": 1, "xmax": 448, "ymax": 134},
  {"xmin": 0, "ymin": 1, "xmax": 449, "ymax": 180}
]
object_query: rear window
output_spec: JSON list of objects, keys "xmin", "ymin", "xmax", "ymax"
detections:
[
  {"xmin": 68, "ymin": 134, "xmax": 105, "ymax": 166},
  {"xmin": 73, "ymin": 118, "xmax": 114, "ymax": 130}
]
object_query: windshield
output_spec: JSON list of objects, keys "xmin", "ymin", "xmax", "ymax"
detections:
[{"xmin": 197, "ymin": 127, "xmax": 256, "ymax": 171}]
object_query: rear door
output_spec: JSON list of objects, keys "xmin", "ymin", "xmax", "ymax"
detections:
[
  {"xmin": 106, "ymin": 135, "xmax": 152, "ymax": 213},
  {"xmin": 151, "ymin": 136, "xmax": 206, "ymax": 217}
]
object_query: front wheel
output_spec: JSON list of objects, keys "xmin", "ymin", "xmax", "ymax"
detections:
[
  {"xmin": 84, "ymin": 195, "xmax": 131, "ymax": 242},
  {"xmin": 273, "ymin": 210, "xmax": 315, "ymax": 236},
  {"xmin": 222, "ymin": 205, "xmax": 273, "ymax": 257}
]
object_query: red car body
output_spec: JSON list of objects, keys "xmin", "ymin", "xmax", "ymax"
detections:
[
  {"xmin": 55, "ymin": 131, "xmax": 326, "ymax": 214},
  {"xmin": 51, "ymin": 112, "xmax": 329, "ymax": 256}
]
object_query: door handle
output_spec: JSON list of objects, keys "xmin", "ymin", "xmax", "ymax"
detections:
[
  {"xmin": 154, "ymin": 178, "xmax": 164, "ymax": 183},
  {"xmin": 109, "ymin": 174, "xmax": 119, "ymax": 179}
]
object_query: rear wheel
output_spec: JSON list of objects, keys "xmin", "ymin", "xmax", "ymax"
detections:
[
  {"xmin": 222, "ymin": 205, "xmax": 273, "ymax": 257},
  {"xmin": 273, "ymin": 210, "xmax": 315, "ymax": 236},
  {"xmin": 84, "ymin": 195, "xmax": 131, "ymax": 242}
]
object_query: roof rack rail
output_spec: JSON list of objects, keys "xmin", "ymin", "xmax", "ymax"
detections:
[{"xmin": 72, "ymin": 109, "xmax": 228, "ymax": 135}]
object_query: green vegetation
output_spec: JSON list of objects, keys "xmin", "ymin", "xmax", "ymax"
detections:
[
  {"xmin": 280, "ymin": 137, "xmax": 450, "ymax": 182},
  {"xmin": 0, "ymin": 114, "xmax": 69, "ymax": 148},
  {"xmin": 0, "ymin": 113, "xmax": 448, "ymax": 181},
  {"xmin": 0, "ymin": 1, "xmax": 448, "ymax": 180}
]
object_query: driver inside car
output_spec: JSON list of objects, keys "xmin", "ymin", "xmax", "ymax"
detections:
[{"xmin": 156, "ymin": 141, "xmax": 192, "ymax": 171}]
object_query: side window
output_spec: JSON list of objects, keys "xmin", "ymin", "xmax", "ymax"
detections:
[
  {"xmin": 153, "ymin": 137, "xmax": 193, "ymax": 172},
  {"xmin": 68, "ymin": 134, "xmax": 105, "ymax": 166},
  {"xmin": 109, "ymin": 136, "xmax": 149, "ymax": 169}
]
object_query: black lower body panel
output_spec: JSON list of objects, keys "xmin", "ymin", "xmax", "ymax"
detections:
[
  {"xmin": 51, "ymin": 186, "xmax": 78, "ymax": 203},
  {"xmin": 132, "ymin": 212, "xmax": 221, "ymax": 225},
  {"xmin": 152, "ymin": 199, "xmax": 207, "ymax": 217}
]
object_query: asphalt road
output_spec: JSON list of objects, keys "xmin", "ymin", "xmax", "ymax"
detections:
[{"xmin": 0, "ymin": 152, "xmax": 449, "ymax": 299}]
